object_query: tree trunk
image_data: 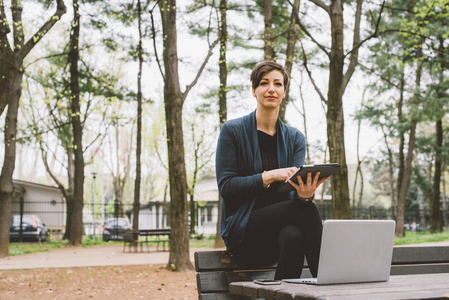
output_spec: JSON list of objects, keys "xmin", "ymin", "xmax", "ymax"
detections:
[
  {"xmin": 0, "ymin": 72, "xmax": 21, "ymax": 257},
  {"xmin": 299, "ymin": 77, "xmax": 310, "ymax": 163},
  {"xmin": 218, "ymin": 0, "xmax": 228, "ymax": 127},
  {"xmin": 0, "ymin": 0, "xmax": 25, "ymax": 257},
  {"xmin": 63, "ymin": 195, "xmax": 73, "ymax": 240},
  {"xmin": 396, "ymin": 118, "xmax": 417, "ymax": 237},
  {"xmin": 133, "ymin": 0, "xmax": 143, "ymax": 231},
  {"xmin": 352, "ymin": 91, "xmax": 365, "ymax": 216},
  {"xmin": 396, "ymin": 43, "xmax": 423, "ymax": 237},
  {"xmin": 114, "ymin": 185, "xmax": 125, "ymax": 217},
  {"xmin": 420, "ymin": 186, "xmax": 427, "ymax": 230},
  {"xmin": 442, "ymin": 164, "xmax": 447, "ymax": 229},
  {"xmin": 162, "ymin": 182, "xmax": 168, "ymax": 228},
  {"xmin": 357, "ymin": 169, "xmax": 364, "ymax": 211},
  {"xmin": 397, "ymin": 69, "xmax": 405, "ymax": 210},
  {"xmin": 112, "ymin": 122, "xmax": 131, "ymax": 218},
  {"xmin": 189, "ymin": 192, "xmax": 196, "ymax": 234},
  {"xmin": 69, "ymin": 0, "xmax": 84, "ymax": 246},
  {"xmin": 215, "ymin": 0, "xmax": 227, "ymax": 249},
  {"xmin": 63, "ymin": 147, "xmax": 75, "ymax": 240},
  {"xmin": 381, "ymin": 127, "xmax": 397, "ymax": 218},
  {"xmin": 0, "ymin": 0, "xmax": 65, "ymax": 255},
  {"xmin": 431, "ymin": 38, "xmax": 446, "ymax": 233},
  {"xmin": 279, "ymin": 0, "xmax": 300, "ymax": 122},
  {"xmin": 159, "ymin": 0, "xmax": 193, "ymax": 272},
  {"xmin": 327, "ymin": 0, "xmax": 351, "ymax": 219},
  {"xmin": 431, "ymin": 119, "xmax": 442, "ymax": 233},
  {"xmin": 263, "ymin": 0, "xmax": 274, "ymax": 61}
]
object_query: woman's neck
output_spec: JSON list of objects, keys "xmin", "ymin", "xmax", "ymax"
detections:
[{"xmin": 256, "ymin": 108, "xmax": 278, "ymax": 136}]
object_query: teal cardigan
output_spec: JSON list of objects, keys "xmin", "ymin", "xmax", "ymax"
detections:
[{"xmin": 215, "ymin": 110, "xmax": 306, "ymax": 252}]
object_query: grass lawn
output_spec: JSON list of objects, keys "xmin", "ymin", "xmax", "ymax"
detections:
[
  {"xmin": 9, "ymin": 240, "xmax": 67, "ymax": 256},
  {"xmin": 9, "ymin": 230, "xmax": 448, "ymax": 256},
  {"xmin": 8, "ymin": 236, "xmax": 215, "ymax": 256},
  {"xmin": 394, "ymin": 229, "xmax": 449, "ymax": 245}
]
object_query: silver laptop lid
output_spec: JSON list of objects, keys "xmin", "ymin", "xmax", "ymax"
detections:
[{"xmin": 317, "ymin": 219, "xmax": 396, "ymax": 285}]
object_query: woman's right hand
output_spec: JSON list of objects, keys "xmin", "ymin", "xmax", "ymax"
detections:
[{"xmin": 263, "ymin": 167, "xmax": 298, "ymax": 186}]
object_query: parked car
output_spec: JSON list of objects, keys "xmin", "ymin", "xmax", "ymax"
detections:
[
  {"xmin": 10, "ymin": 215, "xmax": 49, "ymax": 242},
  {"xmin": 102, "ymin": 218, "xmax": 131, "ymax": 241}
]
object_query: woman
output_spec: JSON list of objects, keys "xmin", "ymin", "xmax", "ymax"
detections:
[{"xmin": 215, "ymin": 61, "xmax": 328, "ymax": 280}]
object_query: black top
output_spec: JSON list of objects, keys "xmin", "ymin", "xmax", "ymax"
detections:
[{"xmin": 253, "ymin": 130, "xmax": 280, "ymax": 210}]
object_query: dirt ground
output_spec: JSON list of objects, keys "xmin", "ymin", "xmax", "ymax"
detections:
[
  {"xmin": 0, "ymin": 244, "xmax": 207, "ymax": 300},
  {"xmin": 0, "ymin": 263, "xmax": 197, "ymax": 299},
  {"xmin": 4, "ymin": 240, "xmax": 448, "ymax": 299}
]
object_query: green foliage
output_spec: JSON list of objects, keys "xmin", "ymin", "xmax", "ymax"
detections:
[
  {"xmin": 394, "ymin": 230, "xmax": 449, "ymax": 245},
  {"xmin": 102, "ymin": 37, "xmax": 119, "ymax": 51},
  {"xmin": 358, "ymin": 0, "xmax": 449, "ymax": 214}
]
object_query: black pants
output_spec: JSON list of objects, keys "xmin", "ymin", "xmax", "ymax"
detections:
[{"xmin": 240, "ymin": 200, "xmax": 323, "ymax": 280}]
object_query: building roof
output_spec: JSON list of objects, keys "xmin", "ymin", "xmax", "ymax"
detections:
[{"xmin": 13, "ymin": 179, "xmax": 60, "ymax": 192}]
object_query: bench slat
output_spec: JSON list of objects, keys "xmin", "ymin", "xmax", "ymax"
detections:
[
  {"xmin": 200, "ymin": 293, "xmax": 256, "ymax": 300},
  {"xmin": 391, "ymin": 263, "xmax": 449, "ymax": 275},
  {"xmin": 197, "ymin": 269, "xmax": 313, "ymax": 294},
  {"xmin": 195, "ymin": 251, "xmax": 306, "ymax": 272},
  {"xmin": 197, "ymin": 271, "xmax": 276, "ymax": 293},
  {"xmin": 196, "ymin": 246, "xmax": 449, "ymax": 299},
  {"xmin": 198, "ymin": 293, "xmax": 239, "ymax": 300},
  {"xmin": 392, "ymin": 246, "xmax": 449, "ymax": 264}
]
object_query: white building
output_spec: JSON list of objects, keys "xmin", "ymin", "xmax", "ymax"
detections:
[
  {"xmin": 128, "ymin": 177, "xmax": 220, "ymax": 236},
  {"xmin": 11, "ymin": 180, "xmax": 66, "ymax": 237}
]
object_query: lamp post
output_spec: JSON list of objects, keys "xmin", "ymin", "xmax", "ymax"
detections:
[{"xmin": 91, "ymin": 172, "xmax": 98, "ymax": 240}]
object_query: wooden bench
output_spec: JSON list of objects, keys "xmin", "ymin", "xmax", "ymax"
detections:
[
  {"xmin": 195, "ymin": 246, "xmax": 449, "ymax": 300},
  {"xmin": 123, "ymin": 229, "xmax": 171, "ymax": 253}
]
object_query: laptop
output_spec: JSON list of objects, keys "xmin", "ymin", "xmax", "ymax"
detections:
[{"xmin": 283, "ymin": 219, "xmax": 396, "ymax": 285}]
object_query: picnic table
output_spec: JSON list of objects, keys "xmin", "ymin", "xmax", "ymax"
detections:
[
  {"xmin": 123, "ymin": 228, "xmax": 170, "ymax": 253},
  {"xmin": 229, "ymin": 273, "xmax": 449, "ymax": 299}
]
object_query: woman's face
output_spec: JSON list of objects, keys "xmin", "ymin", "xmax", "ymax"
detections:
[{"xmin": 252, "ymin": 70, "xmax": 286, "ymax": 110}]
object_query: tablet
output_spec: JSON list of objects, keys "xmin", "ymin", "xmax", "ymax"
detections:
[{"xmin": 277, "ymin": 163, "xmax": 341, "ymax": 193}]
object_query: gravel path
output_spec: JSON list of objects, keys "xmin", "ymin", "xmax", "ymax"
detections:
[{"xmin": 0, "ymin": 245, "xmax": 223, "ymax": 270}]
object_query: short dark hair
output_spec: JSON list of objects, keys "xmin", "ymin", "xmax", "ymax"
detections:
[{"xmin": 250, "ymin": 61, "xmax": 289, "ymax": 90}]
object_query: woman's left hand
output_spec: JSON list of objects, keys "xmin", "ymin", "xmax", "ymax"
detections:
[{"xmin": 288, "ymin": 171, "xmax": 329, "ymax": 199}]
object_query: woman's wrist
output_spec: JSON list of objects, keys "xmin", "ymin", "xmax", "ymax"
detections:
[
  {"xmin": 297, "ymin": 192, "xmax": 315, "ymax": 202},
  {"xmin": 262, "ymin": 171, "xmax": 270, "ymax": 189}
]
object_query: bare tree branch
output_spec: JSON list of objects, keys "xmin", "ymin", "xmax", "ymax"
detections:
[
  {"xmin": 40, "ymin": 144, "xmax": 70, "ymax": 201},
  {"xmin": 309, "ymin": 0, "xmax": 330, "ymax": 15},
  {"xmin": 344, "ymin": 1, "xmax": 385, "ymax": 60},
  {"xmin": 300, "ymin": 42, "xmax": 327, "ymax": 103},
  {"xmin": 12, "ymin": 0, "xmax": 24, "ymax": 52},
  {"xmin": 0, "ymin": 0, "xmax": 11, "ymax": 37},
  {"xmin": 17, "ymin": 0, "xmax": 67, "ymax": 62},
  {"xmin": 357, "ymin": 61, "xmax": 402, "ymax": 90},
  {"xmin": 342, "ymin": 0, "xmax": 364, "ymax": 93},
  {"xmin": 296, "ymin": 17, "xmax": 330, "ymax": 56},
  {"xmin": 287, "ymin": 0, "xmax": 330, "ymax": 56},
  {"xmin": 182, "ymin": 38, "xmax": 219, "ymax": 102},
  {"xmin": 155, "ymin": 144, "xmax": 168, "ymax": 170},
  {"xmin": 24, "ymin": 52, "xmax": 70, "ymax": 69},
  {"xmin": 150, "ymin": 8, "xmax": 165, "ymax": 82}
]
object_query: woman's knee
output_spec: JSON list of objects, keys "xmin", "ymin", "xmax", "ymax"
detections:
[{"xmin": 279, "ymin": 225, "xmax": 303, "ymax": 248}]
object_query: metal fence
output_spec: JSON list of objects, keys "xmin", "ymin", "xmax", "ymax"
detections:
[{"xmin": 11, "ymin": 198, "xmax": 448, "ymax": 241}]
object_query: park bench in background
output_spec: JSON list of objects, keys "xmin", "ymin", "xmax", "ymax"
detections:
[
  {"xmin": 123, "ymin": 229, "xmax": 170, "ymax": 253},
  {"xmin": 195, "ymin": 246, "xmax": 449, "ymax": 300}
]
